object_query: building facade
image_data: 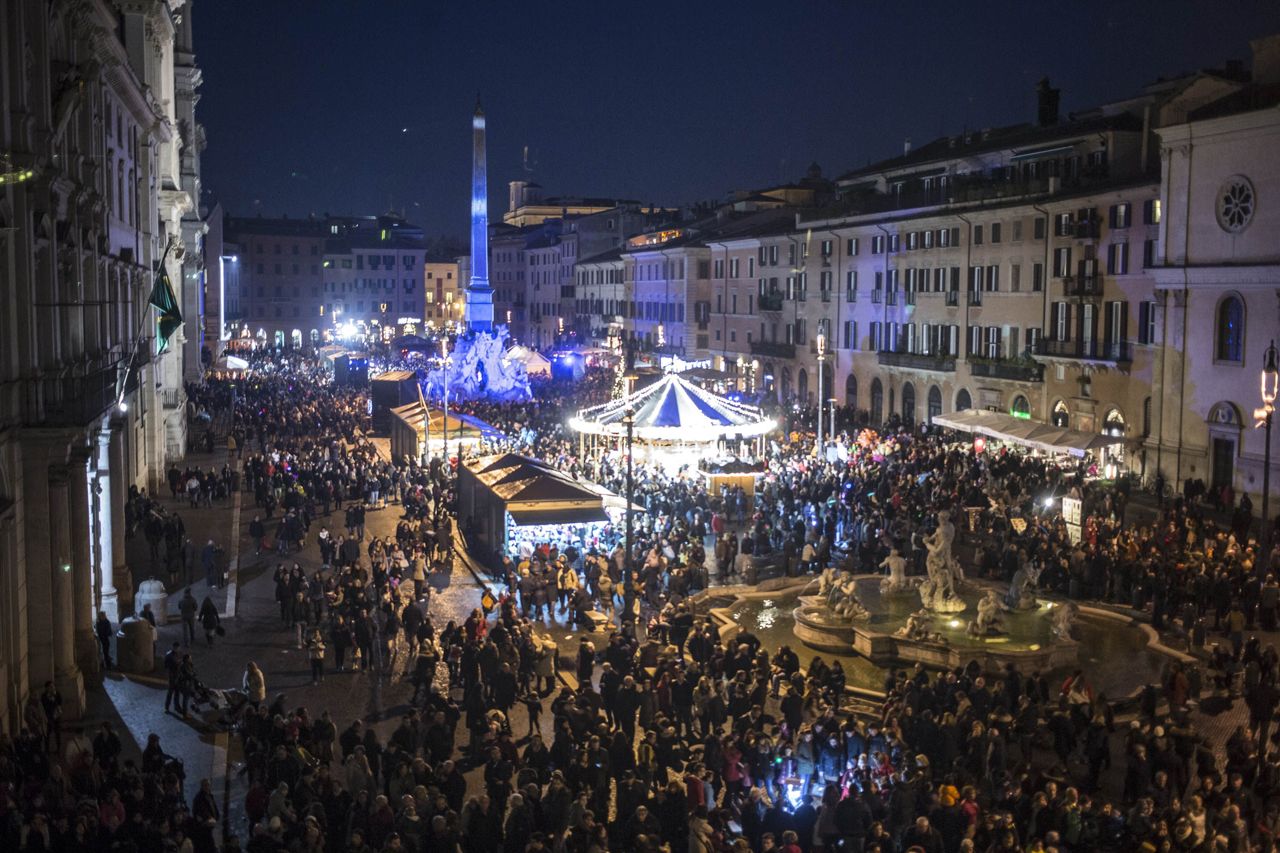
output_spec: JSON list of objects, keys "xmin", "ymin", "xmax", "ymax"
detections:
[{"xmin": 0, "ymin": 0, "xmax": 207, "ymax": 731}]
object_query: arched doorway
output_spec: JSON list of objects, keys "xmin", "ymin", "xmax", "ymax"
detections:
[
  {"xmin": 928, "ymin": 385, "xmax": 942, "ymax": 423},
  {"xmin": 1102, "ymin": 408, "xmax": 1127, "ymax": 478},
  {"xmin": 1207, "ymin": 402, "xmax": 1242, "ymax": 492},
  {"xmin": 901, "ymin": 382, "xmax": 916, "ymax": 424},
  {"xmin": 1011, "ymin": 395, "xmax": 1030, "ymax": 418},
  {"xmin": 845, "ymin": 373, "xmax": 858, "ymax": 408},
  {"xmin": 870, "ymin": 378, "xmax": 884, "ymax": 425},
  {"xmin": 1051, "ymin": 400, "xmax": 1070, "ymax": 428},
  {"xmin": 779, "ymin": 367, "xmax": 792, "ymax": 402},
  {"xmin": 273, "ymin": 330, "xmax": 285, "ymax": 349},
  {"xmin": 290, "ymin": 329, "xmax": 303, "ymax": 349},
  {"xmin": 955, "ymin": 388, "xmax": 971, "ymax": 411},
  {"xmin": 797, "ymin": 368, "xmax": 809, "ymax": 404},
  {"xmin": 1103, "ymin": 408, "xmax": 1125, "ymax": 436},
  {"xmin": 309, "ymin": 329, "xmax": 320, "ymax": 346}
]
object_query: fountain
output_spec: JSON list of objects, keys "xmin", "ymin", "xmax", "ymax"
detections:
[
  {"xmin": 791, "ymin": 568, "xmax": 871, "ymax": 653},
  {"xmin": 423, "ymin": 327, "xmax": 532, "ymax": 402}
]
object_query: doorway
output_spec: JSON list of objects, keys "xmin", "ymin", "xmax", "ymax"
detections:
[{"xmin": 1211, "ymin": 437, "xmax": 1235, "ymax": 492}]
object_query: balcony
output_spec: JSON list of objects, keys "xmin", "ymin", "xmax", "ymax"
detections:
[
  {"xmin": 968, "ymin": 358, "xmax": 1045, "ymax": 382},
  {"xmin": 877, "ymin": 350, "xmax": 956, "ymax": 372},
  {"xmin": 750, "ymin": 340, "xmax": 797, "ymax": 359},
  {"xmin": 1073, "ymin": 220, "xmax": 1101, "ymax": 240},
  {"xmin": 1034, "ymin": 338, "xmax": 1132, "ymax": 363},
  {"xmin": 162, "ymin": 388, "xmax": 185, "ymax": 409},
  {"xmin": 758, "ymin": 292, "xmax": 784, "ymax": 312},
  {"xmin": 1063, "ymin": 275, "xmax": 1102, "ymax": 298}
]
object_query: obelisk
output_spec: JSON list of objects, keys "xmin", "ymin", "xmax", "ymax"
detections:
[{"xmin": 466, "ymin": 98, "xmax": 495, "ymax": 332}]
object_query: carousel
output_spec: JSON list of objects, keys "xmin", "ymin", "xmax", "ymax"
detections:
[{"xmin": 568, "ymin": 373, "xmax": 776, "ymax": 472}]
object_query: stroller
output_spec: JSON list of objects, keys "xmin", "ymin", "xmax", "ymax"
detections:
[{"xmin": 191, "ymin": 682, "xmax": 252, "ymax": 730}]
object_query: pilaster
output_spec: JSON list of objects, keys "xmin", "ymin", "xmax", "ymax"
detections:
[
  {"xmin": 48, "ymin": 465, "xmax": 85, "ymax": 718},
  {"xmin": 68, "ymin": 445, "xmax": 100, "ymax": 684}
]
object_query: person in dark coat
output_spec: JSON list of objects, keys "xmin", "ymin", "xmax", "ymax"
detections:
[{"xmin": 198, "ymin": 596, "xmax": 221, "ymax": 646}]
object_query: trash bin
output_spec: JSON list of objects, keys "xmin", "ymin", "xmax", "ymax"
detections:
[
  {"xmin": 135, "ymin": 579, "xmax": 170, "ymax": 626},
  {"xmin": 116, "ymin": 617, "xmax": 156, "ymax": 674}
]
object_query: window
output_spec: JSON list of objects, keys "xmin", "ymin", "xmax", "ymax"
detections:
[
  {"xmin": 1032, "ymin": 263, "xmax": 1044, "ymax": 292},
  {"xmin": 973, "ymin": 225, "xmax": 984, "ymax": 246},
  {"xmin": 1055, "ymin": 213, "xmax": 1072, "ymax": 237},
  {"xmin": 907, "ymin": 232, "xmax": 919, "ymax": 250},
  {"xmin": 923, "ymin": 230, "xmax": 934, "ymax": 249},
  {"xmin": 1012, "ymin": 220, "xmax": 1023, "ymax": 242},
  {"xmin": 846, "ymin": 238, "xmax": 859, "ymax": 256},
  {"xmin": 985, "ymin": 326, "xmax": 1001, "ymax": 359},
  {"xmin": 985, "ymin": 264, "xmax": 999, "ymax": 292},
  {"xmin": 821, "ymin": 239, "xmax": 832, "ymax": 257},
  {"xmin": 888, "ymin": 234, "xmax": 900, "ymax": 253},
  {"xmin": 1137, "ymin": 300, "xmax": 1157, "ymax": 345},
  {"xmin": 1010, "ymin": 264, "xmax": 1021, "ymax": 292},
  {"xmin": 1143, "ymin": 239, "xmax": 1156, "ymax": 269},
  {"xmin": 1053, "ymin": 247, "xmax": 1072, "ymax": 278},
  {"xmin": 938, "ymin": 228, "xmax": 950, "ymax": 248},
  {"xmin": 1034, "ymin": 217, "xmax": 1046, "ymax": 240},
  {"xmin": 845, "ymin": 270, "xmax": 857, "ymax": 301},
  {"xmin": 729, "ymin": 259, "xmax": 739, "ymax": 278},
  {"xmin": 1107, "ymin": 242, "xmax": 1129, "ymax": 275},
  {"xmin": 1110, "ymin": 203, "xmax": 1131, "ymax": 229},
  {"xmin": 748, "ymin": 258, "xmax": 755, "ymax": 277},
  {"xmin": 843, "ymin": 320, "xmax": 855, "ymax": 349},
  {"xmin": 1143, "ymin": 198, "xmax": 1161, "ymax": 225},
  {"xmin": 1216, "ymin": 295, "xmax": 1244, "ymax": 362},
  {"xmin": 990, "ymin": 222, "xmax": 1002, "ymax": 243},
  {"xmin": 1052, "ymin": 302, "xmax": 1070, "ymax": 341},
  {"xmin": 872, "ymin": 235, "xmax": 885, "ymax": 254},
  {"xmin": 714, "ymin": 259, "xmax": 724, "ymax": 279}
]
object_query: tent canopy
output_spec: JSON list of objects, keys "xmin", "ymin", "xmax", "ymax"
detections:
[
  {"xmin": 389, "ymin": 402, "xmax": 500, "ymax": 442},
  {"xmin": 931, "ymin": 409, "xmax": 1124, "ymax": 457},
  {"xmin": 568, "ymin": 374, "xmax": 776, "ymax": 442}
]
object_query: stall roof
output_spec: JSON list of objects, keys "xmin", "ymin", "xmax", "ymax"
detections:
[
  {"xmin": 389, "ymin": 403, "xmax": 499, "ymax": 441},
  {"xmin": 931, "ymin": 409, "xmax": 1124, "ymax": 457},
  {"xmin": 568, "ymin": 373, "xmax": 775, "ymax": 441}
]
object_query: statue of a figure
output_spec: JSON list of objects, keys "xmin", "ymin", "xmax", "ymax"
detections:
[
  {"xmin": 919, "ymin": 511, "xmax": 966, "ymax": 612},
  {"xmin": 895, "ymin": 609, "xmax": 945, "ymax": 643},
  {"xmin": 1052, "ymin": 601, "xmax": 1079, "ymax": 641},
  {"xmin": 1005, "ymin": 562, "xmax": 1043, "ymax": 610},
  {"xmin": 817, "ymin": 566, "xmax": 839, "ymax": 599},
  {"xmin": 967, "ymin": 590, "xmax": 1007, "ymax": 637},
  {"xmin": 828, "ymin": 571, "xmax": 869, "ymax": 621},
  {"xmin": 879, "ymin": 548, "xmax": 912, "ymax": 594}
]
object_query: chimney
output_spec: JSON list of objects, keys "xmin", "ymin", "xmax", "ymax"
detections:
[
  {"xmin": 1251, "ymin": 33, "xmax": 1280, "ymax": 87},
  {"xmin": 1036, "ymin": 77, "xmax": 1060, "ymax": 127},
  {"xmin": 903, "ymin": 138, "xmax": 912, "ymax": 156}
]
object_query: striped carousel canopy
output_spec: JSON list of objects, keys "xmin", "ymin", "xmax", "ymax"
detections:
[{"xmin": 568, "ymin": 374, "xmax": 776, "ymax": 442}]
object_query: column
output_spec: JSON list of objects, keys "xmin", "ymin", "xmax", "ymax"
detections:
[
  {"xmin": 69, "ymin": 446, "xmax": 100, "ymax": 682},
  {"xmin": 108, "ymin": 421, "xmax": 133, "ymax": 615},
  {"xmin": 48, "ymin": 465, "xmax": 85, "ymax": 718},
  {"xmin": 20, "ymin": 438, "xmax": 58, "ymax": 690},
  {"xmin": 94, "ymin": 428, "xmax": 118, "ymax": 622}
]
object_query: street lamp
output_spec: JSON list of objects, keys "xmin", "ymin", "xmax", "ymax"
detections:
[
  {"xmin": 623, "ymin": 407, "xmax": 636, "ymax": 624},
  {"xmin": 828, "ymin": 396, "xmax": 837, "ymax": 442},
  {"xmin": 440, "ymin": 338, "xmax": 452, "ymax": 472},
  {"xmin": 815, "ymin": 332, "xmax": 826, "ymax": 457},
  {"xmin": 1256, "ymin": 339, "xmax": 1278, "ymax": 563}
]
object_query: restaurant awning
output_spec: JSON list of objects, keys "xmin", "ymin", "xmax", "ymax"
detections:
[
  {"xmin": 932, "ymin": 409, "xmax": 1125, "ymax": 457},
  {"xmin": 508, "ymin": 507, "xmax": 610, "ymax": 526}
]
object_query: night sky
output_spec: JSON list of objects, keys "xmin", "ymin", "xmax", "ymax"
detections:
[{"xmin": 197, "ymin": 0, "xmax": 1280, "ymax": 238}]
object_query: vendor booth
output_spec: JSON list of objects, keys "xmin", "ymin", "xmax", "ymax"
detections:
[
  {"xmin": 388, "ymin": 402, "xmax": 499, "ymax": 463},
  {"xmin": 370, "ymin": 370, "xmax": 420, "ymax": 433},
  {"xmin": 568, "ymin": 373, "xmax": 776, "ymax": 472},
  {"xmin": 507, "ymin": 345, "xmax": 552, "ymax": 378},
  {"xmin": 931, "ymin": 409, "xmax": 1125, "ymax": 457},
  {"xmin": 458, "ymin": 453, "xmax": 627, "ymax": 572},
  {"xmin": 698, "ymin": 457, "xmax": 767, "ymax": 507}
]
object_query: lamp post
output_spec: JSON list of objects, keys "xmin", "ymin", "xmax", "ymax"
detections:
[
  {"xmin": 815, "ymin": 332, "xmax": 826, "ymax": 457},
  {"xmin": 623, "ymin": 407, "xmax": 636, "ymax": 623},
  {"xmin": 829, "ymin": 396, "xmax": 837, "ymax": 443},
  {"xmin": 1256, "ymin": 339, "xmax": 1278, "ymax": 565},
  {"xmin": 441, "ymin": 338, "xmax": 451, "ymax": 473}
]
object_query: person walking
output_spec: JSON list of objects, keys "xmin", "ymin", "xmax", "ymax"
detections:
[
  {"xmin": 178, "ymin": 588, "xmax": 198, "ymax": 645},
  {"xmin": 164, "ymin": 642, "xmax": 183, "ymax": 713},
  {"xmin": 198, "ymin": 596, "xmax": 221, "ymax": 647},
  {"xmin": 94, "ymin": 610, "xmax": 114, "ymax": 670},
  {"xmin": 243, "ymin": 661, "xmax": 267, "ymax": 707},
  {"xmin": 202, "ymin": 539, "xmax": 222, "ymax": 589},
  {"xmin": 307, "ymin": 628, "xmax": 327, "ymax": 685}
]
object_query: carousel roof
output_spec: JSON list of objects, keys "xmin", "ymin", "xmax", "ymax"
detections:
[{"xmin": 568, "ymin": 374, "xmax": 775, "ymax": 442}]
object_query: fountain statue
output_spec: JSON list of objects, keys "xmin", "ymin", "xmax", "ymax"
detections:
[
  {"xmin": 791, "ymin": 568, "xmax": 869, "ymax": 652},
  {"xmin": 1052, "ymin": 601, "xmax": 1079, "ymax": 641},
  {"xmin": 879, "ymin": 548, "xmax": 913, "ymax": 595},
  {"xmin": 424, "ymin": 327, "xmax": 532, "ymax": 402},
  {"xmin": 967, "ymin": 590, "xmax": 1007, "ymax": 637},
  {"xmin": 1004, "ymin": 562, "xmax": 1043, "ymax": 610},
  {"xmin": 895, "ymin": 609, "xmax": 945, "ymax": 643},
  {"xmin": 918, "ymin": 511, "xmax": 966, "ymax": 613}
]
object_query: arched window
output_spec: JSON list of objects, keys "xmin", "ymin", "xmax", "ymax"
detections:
[
  {"xmin": 1051, "ymin": 399, "xmax": 1070, "ymax": 428},
  {"xmin": 927, "ymin": 385, "xmax": 942, "ymax": 423},
  {"xmin": 797, "ymin": 368, "xmax": 809, "ymax": 403},
  {"xmin": 902, "ymin": 382, "xmax": 916, "ymax": 424},
  {"xmin": 1142, "ymin": 397, "xmax": 1152, "ymax": 437},
  {"xmin": 845, "ymin": 373, "xmax": 858, "ymax": 408},
  {"xmin": 870, "ymin": 378, "xmax": 884, "ymax": 425},
  {"xmin": 1011, "ymin": 395, "xmax": 1030, "ymax": 417},
  {"xmin": 1103, "ymin": 408, "xmax": 1125, "ymax": 436},
  {"xmin": 1216, "ymin": 295, "xmax": 1244, "ymax": 362},
  {"xmin": 955, "ymin": 388, "xmax": 971, "ymax": 411}
]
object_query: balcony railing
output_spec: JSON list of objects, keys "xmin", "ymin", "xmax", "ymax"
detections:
[
  {"xmin": 758, "ymin": 292, "xmax": 784, "ymax": 311},
  {"xmin": 968, "ymin": 288, "xmax": 982, "ymax": 306},
  {"xmin": 750, "ymin": 340, "xmax": 797, "ymax": 359},
  {"xmin": 820, "ymin": 289, "xmax": 832, "ymax": 303},
  {"xmin": 968, "ymin": 359, "xmax": 1045, "ymax": 382},
  {"xmin": 1034, "ymin": 338, "xmax": 1132, "ymax": 362},
  {"xmin": 877, "ymin": 350, "xmax": 957, "ymax": 372},
  {"xmin": 871, "ymin": 289, "xmax": 883, "ymax": 304},
  {"xmin": 1063, "ymin": 275, "xmax": 1102, "ymax": 297},
  {"xmin": 945, "ymin": 291, "xmax": 959, "ymax": 307}
]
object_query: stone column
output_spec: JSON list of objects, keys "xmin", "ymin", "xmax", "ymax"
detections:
[
  {"xmin": 68, "ymin": 446, "xmax": 100, "ymax": 682},
  {"xmin": 94, "ymin": 428, "xmax": 119, "ymax": 622},
  {"xmin": 20, "ymin": 436, "xmax": 59, "ymax": 690},
  {"xmin": 48, "ymin": 465, "xmax": 85, "ymax": 718},
  {"xmin": 109, "ymin": 421, "xmax": 133, "ymax": 614}
]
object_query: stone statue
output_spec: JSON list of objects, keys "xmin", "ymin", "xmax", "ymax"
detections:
[
  {"xmin": 967, "ymin": 590, "xmax": 1007, "ymax": 637},
  {"xmin": 1052, "ymin": 601, "xmax": 1079, "ymax": 641},
  {"xmin": 827, "ymin": 571, "xmax": 869, "ymax": 622},
  {"xmin": 816, "ymin": 566, "xmax": 839, "ymax": 599},
  {"xmin": 424, "ymin": 327, "xmax": 532, "ymax": 402},
  {"xmin": 1005, "ymin": 562, "xmax": 1042, "ymax": 610},
  {"xmin": 879, "ymin": 548, "xmax": 912, "ymax": 594},
  {"xmin": 919, "ymin": 511, "xmax": 966, "ymax": 613},
  {"xmin": 895, "ymin": 609, "xmax": 944, "ymax": 643}
]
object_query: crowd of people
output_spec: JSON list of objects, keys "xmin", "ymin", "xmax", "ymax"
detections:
[{"xmin": 5, "ymin": 349, "xmax": 1280, "ymax": 853}]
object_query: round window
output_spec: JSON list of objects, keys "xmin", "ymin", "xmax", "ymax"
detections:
[{"xmin": 1216, "ymin": 175, "xmax": 1256, "ymax": 233}]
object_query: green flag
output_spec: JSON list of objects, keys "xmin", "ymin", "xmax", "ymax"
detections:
[{"xmin": 148, "ymin": 267, "xmax": 183, "ymax": 351}]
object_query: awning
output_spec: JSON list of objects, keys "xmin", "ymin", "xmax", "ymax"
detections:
[
  {"xmin": 932, "ymin": 409, "xmax": 1125, "ymax": 457},
  {"xmin": 509, "ymin": 507, "xmax": 610, "ymax": 526}
]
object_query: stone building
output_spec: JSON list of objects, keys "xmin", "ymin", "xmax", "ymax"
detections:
[{"xmin": 0, "ymin": 0, "xmax": 207, "ymax": 729}]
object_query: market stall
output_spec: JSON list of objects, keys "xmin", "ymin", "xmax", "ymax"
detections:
[
  {"xmin": 388, "ymin": 402, "xmax": 499, "ymax": 463},
  {"xmin": 931, "ymin": 409, "xmax": 1125, "ymax": 457}
]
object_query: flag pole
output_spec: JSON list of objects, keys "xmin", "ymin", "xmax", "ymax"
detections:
[{"xmin": 116, "ymin": 241, "xmax": 173, "ymax": 408}]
